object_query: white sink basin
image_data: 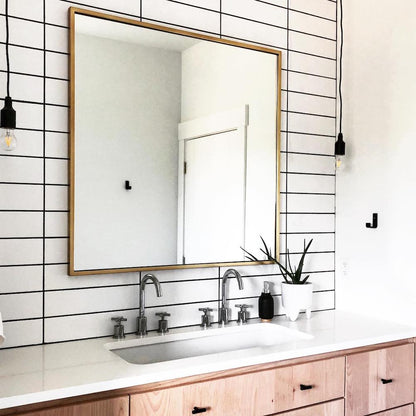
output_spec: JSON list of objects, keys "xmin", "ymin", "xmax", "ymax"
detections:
[{"xmin": 105, "ymin": 323, "xmax": 313, "ymax": 365}]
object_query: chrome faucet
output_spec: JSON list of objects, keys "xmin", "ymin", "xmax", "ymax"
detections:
[
  {"xmin": 137, "ymin": 273, "xmax": 162, "ymax": 336},
  {"xmin": 219, "ymin": 269, "xmax": 244, "ymax": 325}
]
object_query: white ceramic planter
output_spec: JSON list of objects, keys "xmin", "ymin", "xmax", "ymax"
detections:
[{"xmin": 281, "ymin": 282, "xmax": 313, "ymax": 322}]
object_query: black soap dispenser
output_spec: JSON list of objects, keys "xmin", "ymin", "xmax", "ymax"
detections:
[{"xmin": 259, "ymin": 281, "xmax": 274, "ymax": 322}]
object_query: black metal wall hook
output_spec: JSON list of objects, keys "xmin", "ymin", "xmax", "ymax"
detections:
[
  {"xmin": 366, "ymin": 213, "xmax": 378, "ymax": 229},
  {"xmin": 125, "ymin": 180, "xmax": 132, "ymax": 190}
]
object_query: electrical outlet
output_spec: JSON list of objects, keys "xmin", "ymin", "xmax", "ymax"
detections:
[{"xmin": 342, "ymin": 261, "xmax": 348, "ymax": 277}]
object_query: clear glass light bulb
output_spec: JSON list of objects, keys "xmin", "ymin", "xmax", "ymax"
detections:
[
  {"xmin": 0, "ymin": 128, "xmax": 17, "ymax": 151},
  {"xmin": 335, "ymin": 155, "xmax": 343, "ymax": 170}
]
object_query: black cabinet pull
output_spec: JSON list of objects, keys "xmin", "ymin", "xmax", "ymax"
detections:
[
  {"xmin": 192, "ymin": 407, "xmax": 207, "ymax": 414},
  {"xmin": 300, "ymin": 384, "xmax": 313, "ymax": 390},
  {"xmin": 381, "ymin": 378, "xmax": 393, "ymax": 384}
]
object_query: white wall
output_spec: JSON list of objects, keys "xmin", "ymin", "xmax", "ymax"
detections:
[
  {"xmin": 74, "ymin": 34, "xmax": 181, "ymax": 270},
  {"xmin": 0, "ymin": 0, "xmax": 337, "ymax": 348},
  {"xmin": 336, "ymin": 0, "xmax": 416, "ymax": 324}
]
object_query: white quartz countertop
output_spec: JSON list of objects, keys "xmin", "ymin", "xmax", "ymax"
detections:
[{"xmin": 1, "ymin": 310, "xmax": 416, "ymax": 410}]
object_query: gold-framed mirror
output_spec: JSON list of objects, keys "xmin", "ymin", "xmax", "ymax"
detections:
[{"xmin": 69, "ymin": 8, "xmax": 281, "ymax": 276}]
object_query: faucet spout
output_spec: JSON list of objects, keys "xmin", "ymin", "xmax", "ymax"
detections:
[
  {"xmin": 140, "ymin": 273, "xmax": 162, "ymax": 316},
  {"xmin": 137, "ymin": 273, "xmax": 162, "ymax": 336},
  {"xmin": 219, "ymin": 269, "xmax": 244, "ymax": 325}
]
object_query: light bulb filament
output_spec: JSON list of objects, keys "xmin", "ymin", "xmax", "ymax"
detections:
[{"xmin": 0, "ymin": 128, "xmax": 17, "ymax": 151}]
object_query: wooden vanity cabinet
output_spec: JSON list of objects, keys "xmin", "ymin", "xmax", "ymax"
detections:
[
  {"xmin": 5, "ymin": 340, "xmax": 416, "ymax": 416},
  {"xmin": 19, "ymin": 397, "xmax": 128, "ymax": 416},
  {"xmin": 130, "ymin": 356, "xmax": 345, "ymax": 416},
  {"xmin": 345, "ymin": 344, "xmax": 415, "ymax": 416}
]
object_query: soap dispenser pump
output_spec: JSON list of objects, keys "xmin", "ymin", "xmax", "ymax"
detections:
[{"xmin": 259, "ymin": 281, "xmax": 274, "ymax": 322}]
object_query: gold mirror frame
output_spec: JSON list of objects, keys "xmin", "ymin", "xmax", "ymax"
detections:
[{"xmin": 68, "ymin": 7, "xmax": 281, "ymax": 276}]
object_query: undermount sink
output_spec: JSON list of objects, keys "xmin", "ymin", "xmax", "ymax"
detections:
[{"xmin": 105, "ymin": 323, "xmax": 313, "ymax": 365}]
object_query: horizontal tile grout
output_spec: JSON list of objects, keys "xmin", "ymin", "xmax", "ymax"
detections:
[
  {"xmin": 255, "ymin": 0, "xmax": 336, "ymax": 23},
  {"xmin": 281, "ymin": 171, "xmax": 336, "ymax": 177},
  {"xmin": 0, "ymin": 69, "xmax": 68, "ymax": 82}
]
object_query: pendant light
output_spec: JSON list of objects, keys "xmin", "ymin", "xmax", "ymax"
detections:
[
  {"xmin": 0, "ymin": 0, "xmax": 17, "ymax": 152},
  {"xmin": 335, "ymin": 0, "xmax": 345, "ymax": 169}
]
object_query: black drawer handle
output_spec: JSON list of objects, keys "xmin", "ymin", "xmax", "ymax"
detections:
[
  {"xmin": 381, "ymin": 378, "xmax": 393, "ymax": 384},
  {"xmin": 300, "ymin": 384, "xmax": 313, "ymax": 391},
  {"xmin": 192, "ymin": 407, "xmax": 207, "ymax": 414}
]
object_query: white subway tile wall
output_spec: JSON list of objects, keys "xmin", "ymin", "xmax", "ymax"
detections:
[{"xmin": 0, "ymin": 0, "xmax": 337, "ymax": 348}]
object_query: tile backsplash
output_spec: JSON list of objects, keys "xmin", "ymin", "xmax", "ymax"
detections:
[{"xmin": 0, "ymin": 0, "xmax": 337, "ymax": 348}]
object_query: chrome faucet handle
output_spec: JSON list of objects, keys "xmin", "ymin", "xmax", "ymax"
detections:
[
  {"xmin": 198, "ymin": 308, "xmax": 213, "ymax": 328},
  {"xmin": 111, "ymin": 316, "xmax": 127, "ymax": 339},
  {"xmin": 235, "ymin": 304, "xmax": 251, "ymax": 324},
  {"xmin": 156, "ymin": 312, "xmax": 171, "ymax": 334},
  {"xmin": 156, "ymin": 312, "xmax": 171, "ymax": 318}
]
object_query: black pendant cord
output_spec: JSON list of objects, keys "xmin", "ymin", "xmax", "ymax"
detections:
[
  {"xmin": 5, "ymin": 0, "xmax": 10, "ymax": 97},
  {"xmin": 1, "ymin": 0, "xmax": 16, "ymax": 133},
  {"xmin": 338, "ymin": 0, "xmax": 343, "ymax": 134}
]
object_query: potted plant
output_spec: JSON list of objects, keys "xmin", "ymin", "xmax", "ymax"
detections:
[{"xmin": 242, "ymin": 237, "xmax": 313, "ymax": 321}]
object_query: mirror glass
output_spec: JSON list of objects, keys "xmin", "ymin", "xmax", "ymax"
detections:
[{"xmin": 70, "ymin": 9, "xmax": 281, "ymax": 275}]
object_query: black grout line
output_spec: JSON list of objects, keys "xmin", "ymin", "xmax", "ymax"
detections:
[
  {"xmin": 282, "ymin": 171, "xmax": 335, "ymax": 177},
  {"xmin": 281, "ymin": 150, "xmax": 335, "ymax": 158},
  {"xmin": 0, "ymin": 69, "xmax": 68, "ymax": 82},
  {"xmin": 255, "ymin": 0, "xmax": 336, "ymax": 23},
  {"xmin": 0, "ymin": 97, "xmax": 68, "ymax": 108},
  {"xmin": 0, "ymin": 210, "xmax": 68, "ymax": 213},
  {"xmin": 283, "ymin": 130, "xmax": 336, "ymax": 138},
  {"xmin": 0, "ymin": 153, "xmax": 68, "ymax": 160},
  {"xmin": 286, "ymin": 89, "xmax": 336, "ymax": 100},
  {"xmin": 166, "ymin": 0, "xmax": 219, "ymax": 14},
  {"xmin": 283, "ymin": 109, "xmax": 336, "ymax": 119},
  {"xmin": 0, "ymin": 237, "xmax": 67, "ymax": 240},
  {"xmin": 42, "ymin": 0, "xmax": 47, "ymax": 345},
  {"xmin": 288, "ymin": 68, "xmax": 336, "ymax": 80},
  {"xmin": 284, "ymin": 0, "xmax": 289, "ymax": 265},
  {"xmin": 2, "ymin": 317, "xmax": 44, "ymax": 323},
  {"xmin": 219, "ymin": 0, "xmax": 222, "ymax": 38}
]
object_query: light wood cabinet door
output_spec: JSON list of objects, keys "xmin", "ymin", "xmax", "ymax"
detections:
[
  {"xmin": 131, "ymin": 371, "xmax": 276, "ymax": 416},
  {"xmin": 274, "ymin": 399, "xmax": 344, "ymax": 416},
  {"xmin": 370, "ymin": 404, "xmax": 413, "ymax": 416},
  {"xmin": 20, "ymin": 397, "xmax": 128, "ymax": 416},
  {"xmin": 346, "ymin": 344, "xmax": 415, "ymax": 416},
  {"xmin": 273, "ymin": 356, "xmax": 345, "ymax": 412},
  {"xmin": 131, "ymin": 356, "xmax": 345, "ymax": 416}
]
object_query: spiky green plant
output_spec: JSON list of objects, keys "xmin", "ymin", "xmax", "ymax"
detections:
[{"xmin": 241, "ymin": 237, "xmax": 313, "ymax": 284}]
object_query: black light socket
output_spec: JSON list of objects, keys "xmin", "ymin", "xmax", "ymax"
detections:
[
  {"xmin": 1, "ymin": 96, "xmax": 16, "ymax": 129},
  {"xmin": 335, "ymin": 132, "xmax": 345, "ymax": 156}
]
